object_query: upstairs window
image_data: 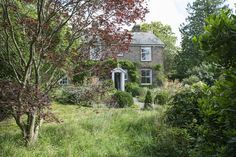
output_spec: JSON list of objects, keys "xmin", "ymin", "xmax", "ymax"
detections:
[
  {"xmin": 141, "ymin": 47, "xmax": 152, "ymax": 61},
  {"xmin": 90, "ymin": 46, "xmax": 101, "ymax": 60},
  {"xmin": 141, "ymin": 69, "xmax": 152, "ymax": 85}
]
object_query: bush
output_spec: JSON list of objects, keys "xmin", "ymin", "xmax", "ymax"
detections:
[
  {"xmin": 125, "ymin": 82, "xmax": 144, "ymax": 97},
  {"xmin": 113, "ymin": 91, "xmax": 134, "ymax": 108},
  {"xmin": 196, "ymin": 69, "xmax": 236, "ymax": 156},
  {"xmin": 54, "ymin": 86, "xmax": 95, "ymax": 105},
  {"xmin": 144, "ymin": 90, "xmax": 152, "ymax": 109},
  {"xmin": 182, "ymin": 75, "xmax": 200, "ymax": 85},
  {"xmin": 187, "ymin": 62, "xmax": 223, "ymax": 86},
  {"xmin": 54, "ymin": 80, "xmax": 114, "ymax": 106},
  {"xmin": 165, "ymin": 82, "xmax": 208, "ymax": 130},
  {"xmin": 154, "ymin": 90, "xmax": 169, "ymax": 105}
]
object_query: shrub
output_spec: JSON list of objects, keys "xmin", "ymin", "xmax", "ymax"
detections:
[
  {"xmin": 125, "ymin": 82, "xmax": 144, "ymax": 97},
  {"xmin": 187, "ymin": 62, "xmax": 222, "ymax": 86},
  {"xmin": 113, "ymin": 91, "xmax": 134, "ymax": 108},
  {"xmin": 144, "ymin": 90, "xmax": 152, "ymax": 109},
  {"xmin": 54, "ymin": 80, "xmax": 114, "ymax": 106},
  {"xmin": 197, "ymin": 69, "xmax": 236, "ymax": 156},
  {"xmin": 165, "ymin": 82, "xmax": 208, "ymax": 130},
  {"xmin": 182, "ymin": 75, "xmax": 200, "ymax": 85},
  {"xmin": 154, "ymin": 90, "xmax": 169, "ymax": 105},
  {"xmin": 55, "ymin": 86, "xmax": 95, "ymax": 105}
]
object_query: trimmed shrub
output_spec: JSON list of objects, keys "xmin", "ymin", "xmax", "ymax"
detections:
[
  {"xmin": 113, "ymin": 91, "xmax": 134, "ymax": 108},
  {"xmin": 144, "ymin": 90, "xmax": 152, "ymax": 109},
  {"xmin": 154, "ymin": 90, "xmax": 169, "ymax": 105}
]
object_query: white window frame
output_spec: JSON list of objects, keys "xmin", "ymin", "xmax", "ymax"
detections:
[
  {"xmin": 141, "ymin": 47, "xmax": 152, "ymax": 61},
  {"xmin": 141, "ymin": 69, "xmax": 152, "ymax": 85},
  {"xmin": 90, "ymin": 45, "xmax": 102, "ymax": 60},
  {"xmin": 124, "ymin": 69, "xmax": 128, "ymax": 81},
  {"xmin": 117, "ymin": 52, "xmax": 124, "ymax": 57}
]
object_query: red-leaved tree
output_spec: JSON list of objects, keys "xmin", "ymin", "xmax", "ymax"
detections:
[{"xmin": 0, "ymin": 0, "xmax": 148, "ymax": 145}]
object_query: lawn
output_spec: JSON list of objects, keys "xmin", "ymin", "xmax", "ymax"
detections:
[{"xmin": 0, "ymin": 103, "xmax": 188, "ymax": 157}]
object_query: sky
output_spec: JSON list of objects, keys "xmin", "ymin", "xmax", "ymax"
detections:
[{"xmin": 143, "ymin": 0, "xmax": 236, "ymax": 46}]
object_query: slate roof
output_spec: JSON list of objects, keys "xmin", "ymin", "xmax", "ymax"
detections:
[{"xmin": 131, "ymin": 32, "xmax": 165, "ymax": 46}]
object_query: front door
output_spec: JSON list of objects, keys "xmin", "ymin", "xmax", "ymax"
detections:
[{"xmin": 114, "ymin": 72, "xmax": 121, "ymax": 90}]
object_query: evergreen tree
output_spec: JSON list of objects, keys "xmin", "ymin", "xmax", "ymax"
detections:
[
  {"xmin": 144, "ymin": 90, "xmax": 152, "ymax": 110},
  {"xmin": 175, "ymin": 0, "xmax": 225, "ymax": 79}
]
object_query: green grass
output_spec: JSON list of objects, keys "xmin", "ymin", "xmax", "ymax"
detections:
[{"xmin": 0, "ymin": 103, "xmax": 189, "ymax": 157}]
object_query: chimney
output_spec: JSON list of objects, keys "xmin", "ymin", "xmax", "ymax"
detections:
[{"xmin": 132, "ymin": 25, "xmax": 141, "ymax": 32}]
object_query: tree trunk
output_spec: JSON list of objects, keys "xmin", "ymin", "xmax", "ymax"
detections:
[{"xmin": 24, "ymin": 112, "xmax": 43, "ymax": 146}]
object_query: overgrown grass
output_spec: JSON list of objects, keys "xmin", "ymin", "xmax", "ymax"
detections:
[{"xmin": 0, "ymin": 103, "xmax": 190, "ymax": 157}]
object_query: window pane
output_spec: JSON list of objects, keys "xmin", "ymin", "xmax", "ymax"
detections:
[
  {"xmin": 141, "ymin": 77, "xmax": 146, "ymax": 83},
  {"xmin": 141, "ymin": 53, "xmax": 146, "ymax": 60},
  {"xmin": 146, "ymin": 77, "xmax": 151, "ymax": 83},
  {"xmin": 141, "ymin": 47, "xmax": 151, "ymax": 61},
  {"xmin": 141, "ymin": 70, "xmax": 146, "ymax": 76}
]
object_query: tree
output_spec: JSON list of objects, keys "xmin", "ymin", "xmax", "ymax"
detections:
[
  {"xmin": 0, "ymin": 0, "xmax": 148, "ymax": 145},
  {"xmin": 144, "ymin": 90, "xmax": 152, "ymax": 109},
  {"xmin": 140, "ymin": 22, "xmax": 178, "ymax": 75},
  {"xmin": 196, "ymin": 9, "xmax": 236, "ymax": 69},
  {"xmin": 191, "ymin": 8, "xmax": 236, "ymax": 156},
  {"xmin": 175, "ymin": 0, "xmax": 225, "ymax": 79}
]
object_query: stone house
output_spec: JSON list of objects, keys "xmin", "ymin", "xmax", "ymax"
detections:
[
  {"xmin": 60, "ymin": 26, "xmax": 165, "ymax": 90},
  {"xmin": 115, "ymin": 26, "xmax": 165, "ymax": 88}
]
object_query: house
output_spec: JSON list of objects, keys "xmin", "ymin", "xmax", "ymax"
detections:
[
  {"xmin": 115, "ymin": 25, "xmax": 165, "ymax": 88},
  {"xmin": 60, "ymin": 25, "xmax": 165, "ymax": 90}
]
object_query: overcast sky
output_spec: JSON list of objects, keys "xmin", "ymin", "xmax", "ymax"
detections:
[{"xmin": 143, "ymin": 0, "xmax": 236, "ymax": 46}]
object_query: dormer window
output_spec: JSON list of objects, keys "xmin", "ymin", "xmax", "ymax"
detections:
[{"xmin": 141, "ymin": 47, "xmax": 152, "ymax": 61}]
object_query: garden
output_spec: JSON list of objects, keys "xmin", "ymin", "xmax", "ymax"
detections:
[{"xmin": 0, "ymin": 0, "xmax": 236, "ymax": 157}]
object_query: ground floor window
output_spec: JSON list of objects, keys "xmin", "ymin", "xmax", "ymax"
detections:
[
  {"xmin": 59, "ymin": 77, "xmax": 69, "ymax": 85},
  {"xmin": 141, "ymin": 69, "xmax": 152, "ymax": 85}
]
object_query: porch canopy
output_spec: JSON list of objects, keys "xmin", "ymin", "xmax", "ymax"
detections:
[{"xmin": 111, "ymin": 67, "xmax": 126, "ymax": 91}]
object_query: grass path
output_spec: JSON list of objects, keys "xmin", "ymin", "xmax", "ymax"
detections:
[{"xmin": 0, "ymin": 103, "xmax": 183, "ymax": 157}]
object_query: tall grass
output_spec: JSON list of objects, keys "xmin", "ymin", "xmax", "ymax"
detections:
[{"xmin": 0, "ymin": 103, "xmax": 190, "ymax": 157}]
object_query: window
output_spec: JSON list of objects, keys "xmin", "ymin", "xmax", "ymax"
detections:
[
  {"xmin": 90, "ymin": 46, "xmax": 101, "ymax": 60},
  {"xmin": 141, "ymin": 47, "xmax": 152, "ymax": 61},
  {"xmin": 59, "ymin": 77, "xmax": 69, "ymax": 85},
  {"xmin": 141, "ymin": 69, "xmax": 152, "ymax": 85},
  {"xmin": 117, "ymin": 52, "xmax": 124, "ymax": 57}
]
